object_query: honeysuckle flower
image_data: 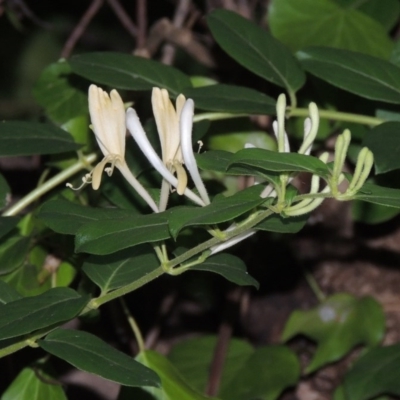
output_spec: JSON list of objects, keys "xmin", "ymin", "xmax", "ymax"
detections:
[
  {"xmin": 126, "ymin": 88, "xmax": 209, "ymax": 209},
  {"xmin": 67, "ymin": 85, "xmax": 159, "ymax": 213}
]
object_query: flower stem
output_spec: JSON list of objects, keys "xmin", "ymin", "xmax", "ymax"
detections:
[{"xmin": 119, "ymin": 297, "xmax": 145, "ymax": 352}]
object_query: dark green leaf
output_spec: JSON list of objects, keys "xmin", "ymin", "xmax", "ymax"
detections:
[
  {"xmin": 343, "ymin": 343, "xmax": 400, "ymax": 400},
  {"xmin": 0, "ymin": 121, "xmax": 81, "ymax": 156},
  {"xmin": 1, "ymin": 367, "xmax": 67, "ymax": 400},
  {"xmin": 363, "ymin": 122, "xmax": 400, "ymax": 174},
  {"xmin": 0, "ymin": 216, "xmax": 20, "ymax": 239},
  {"xmin": 219, "ymin": 345, "xmax": 300, "ymax": 400},
  {"xmin": 207, "ymin": 9, "xmax": 305, "ymax": 93},
  {"xmin": 184, "ymin": 84, "xmax": 276, "ymax": 114},
  {"xmin": 0, "ymin": 235, "xmax": 30, "ymax": 275},
  {"xmin": 229, "ymin": 148, "xmax": 330, "ymax": 176},
  {"xmin": 192, "ymin": 253, "xmax": 259, "ymax": 288},
  {"xmin": 0, "ymin": 281, "xmax": 22, "ymax": 304},
  {"xmin": 0, "ymin": 287, "xmax": 88, "ymax": 340},
  {"xmin": 298, "ymin": 47, "xmax": 400, "ymax": 104},
  {"xmin": 75, "ymin": 213, "xmax": 170, "ymax": 255},
  {"xmin": 38, "ymin": 198, "xmax": 135, "ymax": 235},
  {"xmin": 255, "ymin": 213, "xmax": 308, "ymax": 233},
  {"xmin": 70, "ymin": 53, "xmax": 192, "ymax": 96},
  {"xmin": 282, "ymin": 293, "xmax": 385, "ymax": 373},
  {"xmin": 32, "ymin": 60, "xmax": 87, "ymax": 125},
  {"xmin": 136, "ymin": 350, "xmax": 210, "ymax": 399},
  {"xmin": 0, "ymin": 173, "xmax": 10, "ymax": 210},
  {"xmin": 83, "ymin": 245, "xmax": 160, "ymax": 293},
  {"xmin": 168, "ymin": 185, "xmax": 266, "ymax": 238},
  {"xmin": 269, "ymin": 0, "xmax": 393, "ymax": 59},
  {"xmin": 39, "ymin": 329, "xmax": 160, "ymax": 387},
  {"xmin": 168, "ymin": 336, "xmax": 254, "ymax": 395},
  {"xmin": 355, "ymin": 182, "xmax": 400, "ymax": 208},
  {"xmin": 352, "ymin": 200, "xmax": 400, "ymax": 224}
]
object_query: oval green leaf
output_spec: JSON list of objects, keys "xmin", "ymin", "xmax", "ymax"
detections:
[
  {"xmin": 184, "ymin": 84, "xmax": 276, "ymax": 114},
  {"xmin": 0, "ymin": 281, "xmax": 22, "ymax": 304},
  {"xmin": 0, "ymin": 216, "xmax": 20, "ymax": 239},
  {"xmin": 255, "ymin": 213, "xmax": 308, "ymax": 233},
  {"xmin": 75, "ymin": 213, "xmax": 170, "ymax": 255},
  {"xmin": 0, "ymin": 121, "xmax": 81, "ymax": 156},
  {"xmin": 269, "ymin": 0, "xmax": 393, "ymax": 59},
  {"xmin": 39, "ymin": 329, "xmax": 160, "ymax": 388},
  {"xmin": 355, "ymin": 182, "xmax": 400, "ymax": 208},
  {"xmin": 298, "ymin": 47, "xmax": 400, "ymax": 104},
  {"xmin": 69, "ymin": 52, "xmax": 192, "ymax": 96},
  {"xmin": 207, "ymin": 9, "xmax": 305, "ymax": 93},
  {"xmin": 0, "ymin": 287, "xmax": 88, "ymax": 340}
]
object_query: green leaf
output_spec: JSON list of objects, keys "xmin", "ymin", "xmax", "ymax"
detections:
[
  {"xmin": 298, "ymin": 47, "xmax": 400, "ymax": 104},
  {"xmin": 207, "ymin": 9, "xmax": 305, "ymax": 93},
  {"xmin": 38, "ymin": 198, "xmax": 135, "ymax": 235},
  {"xmin": 0, "ymin": 287, "xmax": 88, "ymax": 340},
  {"xmin": 136, "ymin": 350, "xmax": 211, "ymax": 400},
  {"xmin": 39, "ymin": 329, "xmax": 160, "ymax": 388},
  {"xmin": 0, "ymin": 235, "xmax": 30, "ymax": 275},
  {"xmin": 1, "ymin": 367, "xmax": 67, "ymax": 400},
  {"xmin": 192, "ymin": 254, "xmax": 259, "ymax": 288},
  {"xmin": 334, "ymin": 0, "xmax": 400, "ymax": 31},
  {"xmin": 282, "ymin": 293, "xmax": 385, "ymax": 373},
  {"xmin": 183, "ymin": 84, "xmax": 276, "ymax": 114},
  {"xmin": 196, "ymin": 151, "xmax": 256, "ymax": 176},
  {"xmin": 0, "ymin": 173, "xmax": 10, "ymax": 210},
  {"xmin": 83, "ymin": 245, "xmax": 160, "ymax": 293},
  {"xmin": 363, "ymin": 122, "xmax": 400, "ymax": 174},
  {"xmin": 168, "ymin": 336, "xmax": 254, "ymax": 395},
  {"xmin": 0, "ymin": 216, "xmax": 20, "ymax": 239},
  {"xmin": 352, "ymin": 200, "xmax": 400, "ymax": 224},
  {"xmin": 219, "ymin": 345, "xmax": 300, "ymax": 400},
  {"xmin": 0, "ymin": 281, "xmax": 22, "ymax": 304},
  {"xmin": 343, "ymin": 343, "xmax": 400, "ymax": 400},
  {"xmin": 255, "ymin": 213, "xmax": 308, "ymax": 233},
  {"xmin": 32, "ymin": 60, "xmax": 87, "ymax": 125},
  {"xmin": 69, "ymin": 53, "xmax": 192, "ymax": 96},
  {"xmin": 355, "ymin": 182, "xmax": 400, "ymax": 208},
  {"xmin": 209, "ymin": 131, "xmax": 276, "ymax": 153},
  {"xmin": 168, "ymin": 186, "xmax": 266, "ymax": 238},
  {"xmin": 269, "ymin": 0, "xmax": 393, "ymax": 59},
  {"xmin": 229, "ymin": 148, "xmax": 330, "ymax": 176},
  {"xmin": 0, "ymin": 121, "xmax": 81, "ymax": 156},
  {"xmin": 75, "ymin": 213, "xmax": 170, "ymax": 255}
]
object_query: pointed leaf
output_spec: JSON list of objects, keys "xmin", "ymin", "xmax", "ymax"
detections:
[
  {"xmin": 362, "ymin": 122, "xmax": 400, "ymax": 174},
  {"xmin": 75, "ymin": 213, "xmax": 170, "ymax": 255},
  {"xmin": 282, "ymin": 293, "xmax": 385, "ymax": 373},
  {"xmin": 32, "ymin": 60, "xmax": 87, "ymax": 125},
  {"xmin": 136, "ymin": 350, "xmax": 211, "ymax": 400},
  {"xmin": 0, "ymin": 173, "xmax": 10, "ymax": 210},
  {"xmin": 343, "ymin": 343, "xmax": 400, "ymax": 400},
  {"xmin": 0, "ymin": 287, "xmax": 88, "ymax": 340},
  {"xmin": 192, "ymin": 253, "xmax": 259, "ymax": 288},
  {"xmin": 0, "ymin": 216, "xmax": 20, "ymax": 239},
  {"xmin": 184, "ymin": 84, "xmax": 276, "ymax": 114},
  {"xmin": 0, "ymin": 281, "xmax": 22, "ymax": 304},
  {"xmin": 269, "ymin": 0, "xmax": 393, "ymax": 59},
  {"xmin": 69, "ymin": 52, "xmax": 192, "ymax": 96},
  {"xmin": 83, "ymin": 245, "xmax": 160, "ymax": 293},
  {"xmin": 1, "ymin": 367, "xmax": 67, "ymax": 400},
  {"xmin": 229, "ymin": 148, "xmax": 330, "ymax": 176},
  {"xmin": 355, "ymin": 182, "xmax": 400, "ymax": 208},
  {"xmin": 298, "ymin": 47, "xmax": 400, "ymax": 104},
  {"xmin": 168, "ymin": 186, "xmax": 266, "ymax": 238},
  {"xmin": 38, "ymin": 198, "xmax": 135, "ymax": 235},
  {"xmin": 0, "ymin": 121, "xmax": 81, "ymax": 156},
  {"xmin": 39, "ymin": 329, "xmax": 160, "ymax": 387},
  {"xmin": 255, "ymin": 213, "xmax": 308, "ymax": 233},
  {"xmin": 207, "ymin": 9, "xmax": 305, "ymax": 93},
  {"xmin": 219, "ymin": 345, "xmax": 300, "ymax": 400}
]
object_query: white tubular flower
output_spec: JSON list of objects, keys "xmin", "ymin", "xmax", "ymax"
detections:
[
  {"xmin": 126, "ymin": 95, "xmax": 206, "ymax": 208},
  {"xmin": 298, "ymin": 102, "xmax": 319, "ymax": 155},
  {"xmin": 67, "ymin": 85, "xmax": 159, "ymax": 213}
]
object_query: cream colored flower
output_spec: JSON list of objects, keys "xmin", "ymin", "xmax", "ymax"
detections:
[{"xmin": 68, "ymin": 85, "xmax": 158, "ymax": 213}]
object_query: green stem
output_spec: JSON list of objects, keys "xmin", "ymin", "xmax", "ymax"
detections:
[
  {"xmin": 287, "ymin": 107, "xmax": 384, "ymax": 126},
  {"xmin": 193, "ymin": 113, "xmax": 246, "ymax": 123},
  {"xmin": 2, "ymin": 153, "xmax": 98, "ymax": 217},
  {"xmin": 119, "ymin": 298, "xmax": 145, "ymax": 352},
  {"xmin": 304, "ymin": 269, "xmax": 326, "ymax": 302}
]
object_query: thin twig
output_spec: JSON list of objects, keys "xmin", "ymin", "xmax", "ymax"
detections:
[
  {"xmin": 60, "ymin": 0, "xmax": 104, "ymax": 59},
  {"xmin": 205, "ymin": 288, "xmax": 242, "ymax": 397},
  {"xmin": 107, "ymin": 0, "xmax": 137, "ymax": 37},
  {"xmin": 136, "ymin": 0, "xmax": 147, "ymax": 49}
]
